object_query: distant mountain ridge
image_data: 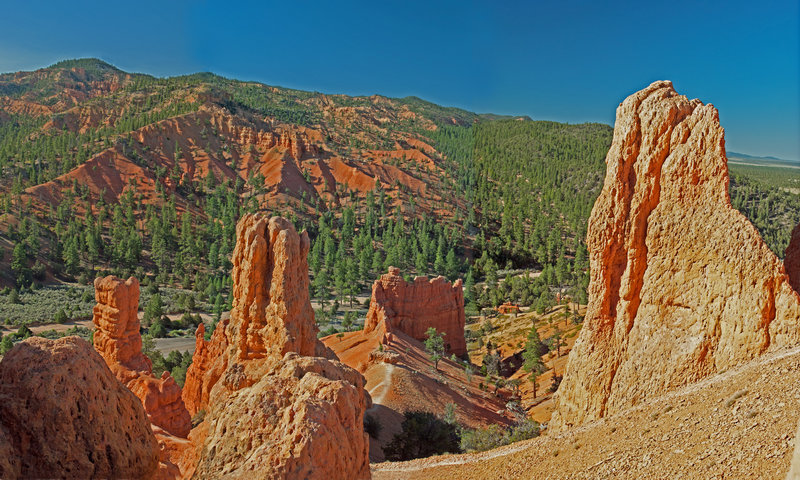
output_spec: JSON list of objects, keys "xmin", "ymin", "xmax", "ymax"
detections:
[
  {"xmin": 0, "ymin": 57, "xmax": 614, "ymax": 294},
  {"xmin": 0, "ymin": 58, "xmax": 796, "ymax": 309},
  {"xmin": 727, "ymin": 150, "xmax": 800, "ymax": 167}
]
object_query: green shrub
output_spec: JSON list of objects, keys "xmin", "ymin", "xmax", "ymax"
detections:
[
  {"xmin": 143, "ymin": 294, "xmax": 163, "ymax": 327},
  {"xmin": 15, "ymin": 325, "xmax": 32, "ymax": 340},
  {"xmin": 384, "ymin": 411, "xmax": 460, "ymax": 461},
  {"xmin": 150, "ymin": 322, "xmax": 167, "ymax": 338},
  {"xmin": 31, "ymin": 262, "xmax": 46, "ymax": 281},
  {"xmin": 81, "ymin": 289, "xmax": 94, "ymax": 303},
  {"xmin": 460, "ymin": 419, "xmax": 540, "ymax": 453},
  {"xmin": 364, "ymin": 414, "xmax": 382, "ymax": 439},
  {"xmin": 54, "ymin": 308, "xmax": 68, "ymax": 324},
  {"xmin": 460, "ymin": 424, "xmax": 506, "ymax": 453},
  {"xmin": 0, "ymin": 336, "xmax": 13, "ymax": 355}
]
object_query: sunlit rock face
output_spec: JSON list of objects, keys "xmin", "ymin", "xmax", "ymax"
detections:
[
  {"xmin": 0, "ymin": 336, "xmax": 160, "ymax": 479},
  {"xmin": 184, "ymin": 214, "xmax": 371, "ymax": 479},
  {"xmin": 551, "ymin": 81, "xmax": 800, "ymax": 432}
]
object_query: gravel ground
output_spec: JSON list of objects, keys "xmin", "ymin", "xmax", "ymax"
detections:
[{"xmin": 373, "ymin": 345, "xmax": 800, "ymax": 479}]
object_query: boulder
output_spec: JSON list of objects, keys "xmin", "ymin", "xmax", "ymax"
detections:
[{"xmin": 0, "ymin": 336, "xmax": 159, "ymax": 478}]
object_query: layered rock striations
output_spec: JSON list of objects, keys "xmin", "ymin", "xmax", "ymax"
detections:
[
  {"xmin": 0, "ymin": 336, "xmax": 160, "ymax": 478},
  {"xmin": 551, "ymin": 81, "xmax": 800, "ymax": 431},
  {"xmin": 183, "ymin": 214, "xmax": 371, "ymax": 479},
  {"xmin": 93, "ymin": 275, "xmax": 191, "ymax": 438},
  {"xmin": 365, "ymin": 267, "xmax": 466, "ymax": 356},
  {"xmin": 92, "ymin": 275, "xmax": 151, "ymax": 381}
]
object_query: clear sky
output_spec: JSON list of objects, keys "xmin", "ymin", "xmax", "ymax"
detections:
[{"xmin": 1, "ymin": 0, "xmax": 798, "ymax": 160}]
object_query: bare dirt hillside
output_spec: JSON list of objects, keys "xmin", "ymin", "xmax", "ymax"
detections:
[{"xmin": 324, "ymin": 328, "xmax": 514, "ymax": 462}]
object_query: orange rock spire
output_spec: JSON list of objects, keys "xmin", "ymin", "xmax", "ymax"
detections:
[
  {"xmin": 183, "ymin": 214, "xmax": 371, "ymax": 479},
  {"xmin": 551, "ymin": 81, "xmax": 800, "ymax": 431},
  {"xmin": 92, "ymin": 275, "xmax": 191, "ymax": 438}
]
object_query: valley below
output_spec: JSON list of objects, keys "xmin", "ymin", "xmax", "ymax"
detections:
[{"xmin": 0, "ymin": 59, "xmax": 798, "ymax": 479}]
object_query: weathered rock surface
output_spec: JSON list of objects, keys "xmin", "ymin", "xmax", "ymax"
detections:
[
  {"xmin": 0, "ymin": 336, "xmax": 159, "ymax": 479},
  {"xmin": 551, "ymin": 81, "xmax": 800, "ymax": 431},
  {"xmin": 185, "ymin": 214, "xmax": 371, "ymax": 479},
  {"xmin": 92, "ymin": 275, "xmax": 151, "ymax": 381},
  {"xmin": 364, "ymin": 267, "xmax": 466, "ymax": 356},
  {"xmin": 786, "ymin": 223, "xmax": 800, "ymax": 293},
  {"xmin": 93, "ymin": 275, "xmax": 191, "ymax": 438},
  {"xmin": 182, "ymin": 322, "xmax": 221, "ymax": 417}
]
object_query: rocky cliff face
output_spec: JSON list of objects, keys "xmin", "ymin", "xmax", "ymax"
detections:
[
  {"xmin": 786, "ymin": 224, "xmax": 800, "ymax": 293},
  {"xmin": 93, "ymin": 275, "xmax": 192, "ymax": 438},
  {"xmin": 184, "ymin": 214, "xmax": 371, "ymax": 479},
  {"xmin": 364, "ymin": 267, "xmax": 466, "ymax": 356},
  {"xmin": 0, "ymin": 337, "xmax": 160, "ymax": 478},
  {"xmin": 551, "ymin": 81, "xmax": 800, "ymax": 431}
]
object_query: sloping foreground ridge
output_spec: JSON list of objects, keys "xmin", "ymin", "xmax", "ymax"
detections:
[
  {"xmin": 183, "ymin": 214, "xmax": 371, "ymax": 479},
  {"xmin": 551, "ymin": 80, "xmax": 800, "ymax": 431}
]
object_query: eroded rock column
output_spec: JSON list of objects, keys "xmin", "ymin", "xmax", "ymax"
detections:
[{"xmin": 551, "ymin": 81, "xmax": 800, "ymax": 431}]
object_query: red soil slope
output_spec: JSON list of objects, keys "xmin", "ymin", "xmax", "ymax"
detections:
[{"xmin": 324, "ymin": 328, "xmax": 514, "ymax": 462}]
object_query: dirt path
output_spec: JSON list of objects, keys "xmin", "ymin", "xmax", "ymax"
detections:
[
  {"xmin": 367, "ymin": 364, "xmax": 396, "ymax": 409},
  {"xmin": 3, "ymin": 319, "xmax": 94, "ymax": 335},
  {"xmin": 154, "ymin": 336, "xmax": 196, "ymax": 356},
  {"xmin": 373, "ymin": 439, "xmax": 534, "ymax": 473}
]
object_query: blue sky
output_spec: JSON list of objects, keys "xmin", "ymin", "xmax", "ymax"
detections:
[{"xmin": 1, "ymin": 0, "xmax": 798, "ymax": 160}]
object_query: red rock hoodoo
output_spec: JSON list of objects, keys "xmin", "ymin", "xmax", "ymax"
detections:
[
  {"xmin": 364, "ymin": 267, "xmax": 466, "ymax": 356},
  {"xmin": 0, "ymin": 337, "xmax": 160, "ymax": 478},
  {"xmin": 183, "ymin": 214, "xmax": 371, "ymax": 479},
  {"xmin": 93, "ymin": 275, "xmax": 192, "ymax": 438},
  {"xmin": 551, "ymin": 81, "xmax": 800, "ymax": 431}
]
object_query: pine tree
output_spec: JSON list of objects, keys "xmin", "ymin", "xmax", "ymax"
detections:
[
  {"xmin": 445, "ymin": 248, "xmax": 458, "ymax": 280},
  {"xmin": 11, "ymin": 242, "xmax": 29, "ymax": 287},
  {"xmin": 424, "ymin": 327, "xmax": 445, "ymax": 371}
]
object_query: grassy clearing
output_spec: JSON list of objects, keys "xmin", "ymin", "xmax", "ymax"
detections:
[{"xmin": 0, "ymin": 283, "xmax": 213, "ymax": 326}]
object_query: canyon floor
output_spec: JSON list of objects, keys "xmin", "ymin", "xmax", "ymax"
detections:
[{"xmin": 372, "ymin": 343, "xmax": 800, "ymax": 479}]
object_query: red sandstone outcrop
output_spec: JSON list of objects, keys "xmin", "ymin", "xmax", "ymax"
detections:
[
  {"xmin": 182, "ymin": 322, "xmax": 214, "ymax": 416},
  {"xmin": 551, "ymin": 81, "xmax": 800, "ymax": 431},
  {"xmin": 184, "ymin": 214, "xmax": 371, "ymax": 479},
  {"xmin": 365, "ymin": 267, "xmax": 466, "ymax": 356},
  {"xmin": 93, "ymin": 275, "xmax": 191, "ymax": 438},
  {"xmin": 0, "ymin": 336, "xmax": 159, "ymax": 478},
  {"xmin": 93, "ymin": 276, "xmax": 151, "ymax": 380}
]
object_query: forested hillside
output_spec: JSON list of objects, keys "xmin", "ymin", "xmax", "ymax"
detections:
[{"xmin": 0, "ymin": 59, "xmax": 796, "ymax": 332}]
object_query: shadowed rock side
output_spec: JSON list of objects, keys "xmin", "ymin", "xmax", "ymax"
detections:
[
  {"xmin": 93, "ymin": 275, "xmax": 192, "ymax": 438},
  {"xmin": 786, "ymin": 224, "xmax": 800, "ymax": 293},
  {"xmin": 183, "ymin": 214, "xmax": 371, "ymax": 480},
  {"xmin": 365, "ymin": 267, "xmax": 466, "ymax": 356},
  {"xmin": 0, "ymin": 337, "xmax": 160, "ymax": 479},
  {"xmin": 551, "ymin": 81, "xmax": 800, "ymax": 432}
]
